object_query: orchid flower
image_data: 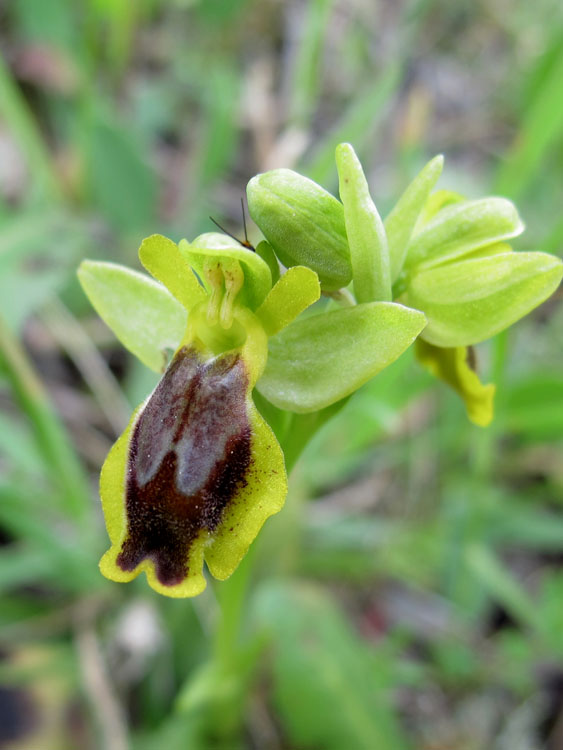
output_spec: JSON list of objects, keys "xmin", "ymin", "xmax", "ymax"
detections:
[
  {"xmin": 78, "ymin": 142, "xmax": 562, "ymax": 597},
  {"xmin": 79, "ymin": 225, "xmax": 425, "ymax": 596}
]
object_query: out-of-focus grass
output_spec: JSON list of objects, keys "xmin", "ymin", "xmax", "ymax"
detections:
[{"xmin": 0, "ymin": 1, "xmax": 563, "ymax": 748}]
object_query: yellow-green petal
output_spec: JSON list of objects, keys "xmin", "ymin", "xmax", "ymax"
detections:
[
  {"xmin": 256, "ymin": 240, "xmax": 280, "ymax": 285},
  {"xmin": 416, "ymin": 340, "xmax": 495, "ymax": 427},
  {"xmin": 139, "ymin": 234, "xmax": 206, "ymax": 311},
  {"xmin": 256, "ymin": 266, "xmax": 320, "ymax": 336}
]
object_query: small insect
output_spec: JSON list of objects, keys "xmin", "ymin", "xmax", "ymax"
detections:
[{"xmin": 209, "ymin": 197, "xmax": 255, "ymax": 251}]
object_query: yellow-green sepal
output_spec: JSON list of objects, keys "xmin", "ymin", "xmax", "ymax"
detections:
[
  {"xmin": 257, "ymin": 302, "xmax": 427, "ymax": 413},
  {"xmin": 415, "ymin": 339, "xmax": 495, "ymax": 427},
  {"xmin": 77, "ymin": 260, "xmax": 186, "ymax": 373},
  {"xmin": 414, "ymin": 189, "xmax": 465, "ymax": 228}
]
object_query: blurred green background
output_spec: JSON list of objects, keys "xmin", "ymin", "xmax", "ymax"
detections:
[{"xmin": 1, "ymin": 1, "xmax": 563, "ymax": 748}]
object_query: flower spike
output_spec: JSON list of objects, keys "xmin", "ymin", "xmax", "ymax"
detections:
[{"xmin": 78, "ymin": 142, "xmax": 563, "ymax": 600}]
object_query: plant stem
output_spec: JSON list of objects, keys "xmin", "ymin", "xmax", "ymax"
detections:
[{"xmin": 207, "ymin": 395, "xmax": 350, "ymax": 735}]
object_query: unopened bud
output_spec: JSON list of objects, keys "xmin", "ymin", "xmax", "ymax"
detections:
[{"xmin": 247, "ymin": 169, "xmax": 351, "ymax": 291}]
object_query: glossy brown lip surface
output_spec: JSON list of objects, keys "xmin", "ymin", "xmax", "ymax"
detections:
[{"xmin": 117, "ymin": 346, "xmax": 251, "ymax": 586}]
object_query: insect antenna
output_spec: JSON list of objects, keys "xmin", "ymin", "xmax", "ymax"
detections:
[
  {"xmin": 209, "ymin": 200, "xmax": 255, "ymax": 251},
  {"xmin": 240, "ymin": 197, "xmax": 253, "ymax": 249}
]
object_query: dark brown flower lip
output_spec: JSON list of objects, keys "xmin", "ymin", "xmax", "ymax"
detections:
[{"xmin": 116, "ymin": 346, "xmax": 252, "ymax": 586}]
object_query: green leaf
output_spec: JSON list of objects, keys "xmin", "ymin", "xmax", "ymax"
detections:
[
  {"xmin": 252, "ymin": 581, "xmax": 409, "ymax": 750},
  {"xmin": 87, "ymin": 110, "xmax": 157, "ymax": 232},
  {"xmin": 384, "ymin": 155, "xmax": 444, "ymax": 281},
  {"xmin": 287, "ymin": 0, "xmax": 336, "ymax": 129},
  {"xmin": 465, "ymin": 545, "xmax": 542, "ymax": 633},
  {"xmin": 0, "ymin": 546, "xmax": 59, "ymax": 595},
  {"xmin": 256, "ymin": 266, "xmax": 320, "ymax": 336},
  {"xmin": 503, "ymin": 372, "xmax": 563, "ymax": 440},
  {"xmin": 0, "ymin": 412, "xmax": 43, "ymax": 474},
  {"xmin": 247, "ymin": 168, "xmax": 351, "ymax": 291},
  {"xmin": 0, "ymin": 485, "xmax": 102, "ymax": 592},
  {"xmin": 335, "ymin": 142, "xmax": 391, "ymax": 302},
  {"xmin": 495, "ymin": 33, "xmax": 563, "ymax": 199},
  {"xmin": 0, "ymin": 266, "xmax": 68, "ymax": 332},
  {"xmin": 77, "ymin": 260, "xmax": 186, "ymax": 372},
  {"xmin": 405, "ymin": 251, "xmax": 563, "ymax": 347},
  {"xmin": 415, "ymin": 340, "xmax": 495, "ymax": 426},
  {"xmin": 257, "ymin": 302, "xmax": 426, "ymax": 412},
  {"xmin": 0, "ymin": 210, "xmax": 86, "ymax": 330},
  {"xmin": 404, "ymin": 197, "xmax": 524, "ymax": 271},
  {"xmin": 193, "ymin": 64, "xmax": 241, "ymax": 189},
  {"xmin": 492, "ymin": 508, "xmax": 563, "ymax": 551}
]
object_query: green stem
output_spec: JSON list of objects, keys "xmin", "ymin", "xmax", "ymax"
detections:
[
  {"xmin": 204, "ymin": 404, "xmax": 343, "ymax": 741},
  {"xmin": 283, "ymin": 397, "xmax": 350, "ymax": 473},
  {"xmin": 208, "ymin": 396, "xmax": 349, "ymax": 701},
  {"xmin": 0, "ymin": 317, "xmax": 91, "ymax": 524}
]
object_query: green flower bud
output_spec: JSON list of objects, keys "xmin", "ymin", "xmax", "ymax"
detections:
[
  {"xmin": 404, "ymin": 196, "xmax": 524, "ymax": 271},
  {"xmin": 247, "ymin": 169, "xmax": 351, "ymax": 291},
  {"xmin": 404, "ymin": 251, "xmax": 563, "ymax": 347}
]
